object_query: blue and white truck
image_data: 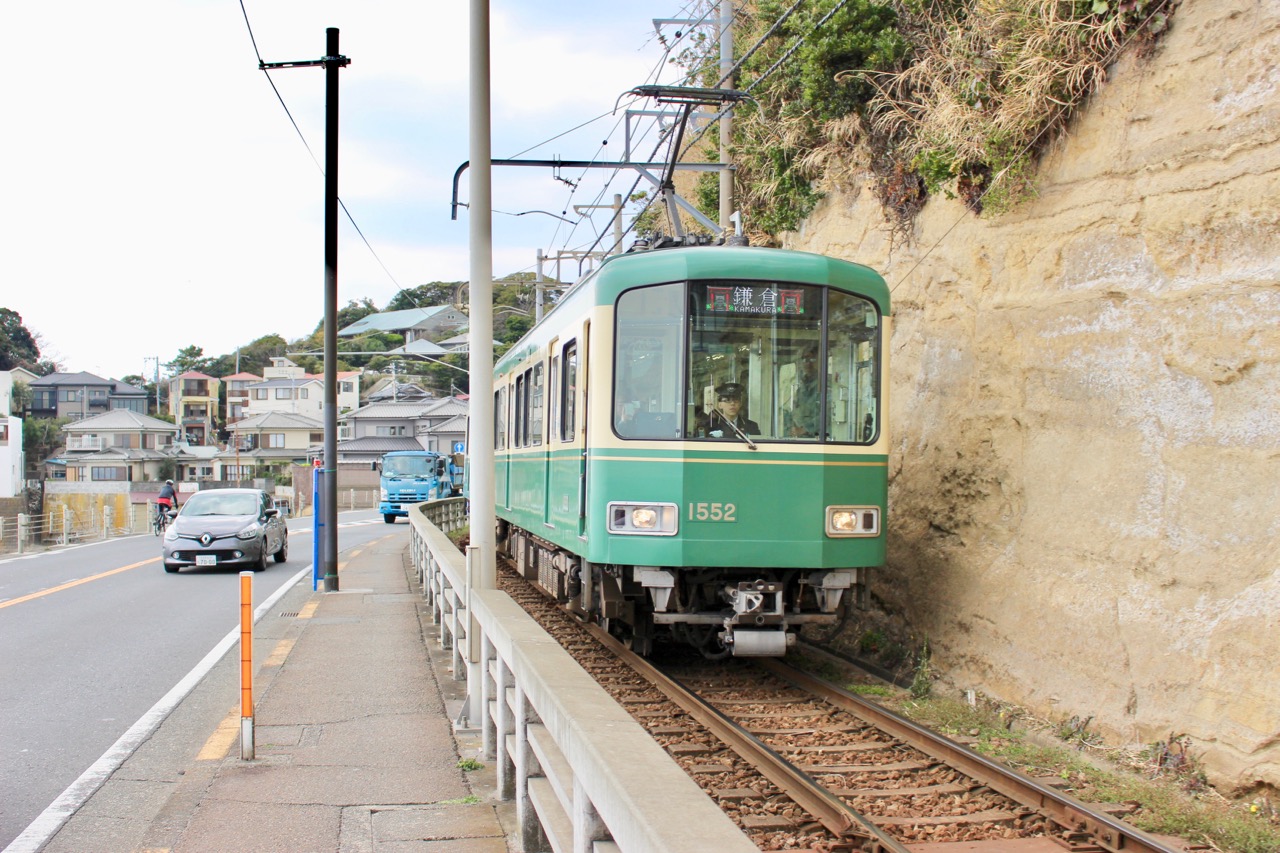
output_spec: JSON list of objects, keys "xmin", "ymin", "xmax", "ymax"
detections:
[{"xmin": 377, "ymin": 450, "xmax": 453, "ymax": 523}]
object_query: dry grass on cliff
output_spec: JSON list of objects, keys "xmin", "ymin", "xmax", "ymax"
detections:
[
  {"xmin": 855, "ymin": 0, "xmax": 1175, "ymax": 215},
  {"xmin": 793, "ymin": 647, "xmax": 1280, "ymax": 853}
]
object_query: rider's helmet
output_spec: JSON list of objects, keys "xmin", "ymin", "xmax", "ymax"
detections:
[{"xmin": 166, "ymin": 479, "xmax": 174, "ymax": 485}]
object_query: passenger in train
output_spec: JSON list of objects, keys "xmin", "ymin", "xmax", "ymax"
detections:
[{"xmin": 787, "ymin": 346, "xmax": 822, "ymax": 437}]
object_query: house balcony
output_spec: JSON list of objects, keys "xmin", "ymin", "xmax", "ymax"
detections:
[{"xmin": 65, "ymin": 436, "xmax": 103, "ymax": 451}]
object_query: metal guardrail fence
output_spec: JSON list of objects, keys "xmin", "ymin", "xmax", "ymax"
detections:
[
  {"xmin": 0, "ymin": 505, "xmax": 154, "ymax": 556},
  {"xmin": 408, "ymin": 499, "xmax": 755, "ymax": 853}
]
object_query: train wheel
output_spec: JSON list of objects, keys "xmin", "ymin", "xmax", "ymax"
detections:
[{"xmin": 602, "ymin": 612, "xmax": 655, "ymax": 656}]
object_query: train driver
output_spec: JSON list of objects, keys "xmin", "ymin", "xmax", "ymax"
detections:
[{"xmin": 696, "ymin": 382, "xmax": 760, "ymax": 438}]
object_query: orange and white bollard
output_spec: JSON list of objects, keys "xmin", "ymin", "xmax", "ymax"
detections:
[{"xmin": 240, "ymin": 571, "xmax": 255, "ymax": 760}]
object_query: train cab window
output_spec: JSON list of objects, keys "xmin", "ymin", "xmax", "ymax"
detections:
[
  {"xmin": 684, "ymin": 281, "xmax": 881, "ymax": 444},
  {"xmin": 826, "ymin": 291, "xmax": 881, "ymax": 442},
  {"xmin": 561, "ymin": 341, "xmax": 577, "ymax": 441},
  {"xmin": 530, "ymin": 363, "xmax": 544, "ymax": 446},
  {"xmin": 614, "ymin": 284, "xmax": 683, "ymax": 439}
]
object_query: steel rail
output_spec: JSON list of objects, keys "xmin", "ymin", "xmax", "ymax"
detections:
[
  {"xmin": 584, "ymin": 623, "xmax": 912, "ymax": 853},
  {"xmin": 758, "ymin": 659, "xmax": 1186, "ymax": 853}
]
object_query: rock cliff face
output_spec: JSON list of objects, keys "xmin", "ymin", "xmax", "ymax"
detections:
[{"xmin": 784, "ymin": 0, "xmax": 1279, "ymax": 791}]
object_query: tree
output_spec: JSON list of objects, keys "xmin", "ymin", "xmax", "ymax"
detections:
[
  {"xmin": 385, "ymin": 282, "xmax": 463, "ymax": 311},
  {"xmin": 165, "ymin": 345, "xmax": 211, "ymax": 375},
  {"xmin": 319, "ymin": 298, "xmax": 378, "ymax": 335},
  {"xmin": 0, "ymin": 308, "xmax": 40, "ymax": 370},
  {"xmin": 23, "ymin": 417, "xmax": 68, "ymax": 478}
]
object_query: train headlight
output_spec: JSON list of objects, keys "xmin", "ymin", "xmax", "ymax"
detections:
[
  {"xmin": 826, "ymin": 506, "xmax": 880, "ymax": 537},
  {"xmin": 607, "ymin": 502, "xmax": 678, "ymax": 536}
]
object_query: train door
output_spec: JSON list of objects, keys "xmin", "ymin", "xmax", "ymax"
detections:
[{"xmin": 577, "ymin": 322, "xmax": 590, "ymax": 539}]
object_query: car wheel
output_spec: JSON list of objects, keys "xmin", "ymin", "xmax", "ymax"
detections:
[
  {"xmin": 252, "ymin": 540, "xmax": 268, "ymax": 572},
  {"xmin": 164, "ymin": 562, "xmax": 179, "ymax": 573},
  {"xmin": 383, "ymin": 514, "xmax": 397, "ymax": 524},
  {"xmin": 273, "ymin": 533, "xmax": 288, "ymax": 563}
]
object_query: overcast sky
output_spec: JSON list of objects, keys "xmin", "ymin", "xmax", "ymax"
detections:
[{"xmin": 2, "ymin": 0, "xmax": 712, "ymax": 381}]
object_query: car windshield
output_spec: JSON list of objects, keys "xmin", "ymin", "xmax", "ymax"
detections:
[{"xmin": 181, "ymin": 493, "xmax": 261, "ymax": 517}]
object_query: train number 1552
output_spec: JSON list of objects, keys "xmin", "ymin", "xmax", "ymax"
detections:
[{"xmin": 688, "ymin": 502, "xmax": 736, "ymax": 522}]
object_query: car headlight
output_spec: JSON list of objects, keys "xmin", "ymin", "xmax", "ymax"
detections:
[
  {"xmin": 380, "ymin": 488, "xmax": 389, "ymax": 500},
  {"xmin": 237, "ymin": 522, "xmax": 263, "ymax": 540},
  {"xmin": 826, "ymin": 506, "xmax": 880, "ymax": 537},
  {"xmin": 607, "ymin": 502, "xmax": 678, "ymax": 536},
  {"xmin": 163, "ymin": 526, "xmax": 178, "ymax": 542}
]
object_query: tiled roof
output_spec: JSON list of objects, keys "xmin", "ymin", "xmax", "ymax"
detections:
[
  {"xmin": 62, "ymin": 410, "xmax": 179, "ymax": 433},
  {"xmin": 336, "ymin": 437, "xmax": 424, "ymax": 453},
  {"xmin": 228, "ymin": 411, "xmax": 323, "ymax": 431},
  {"xmin": 337, "ymin": 306, "xmax": 460, "ymax": 337}
]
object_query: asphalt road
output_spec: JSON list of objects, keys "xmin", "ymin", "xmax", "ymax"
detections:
[{"xmin": 0, "ymin": 509, "xmax": 399, "ymax": 849}]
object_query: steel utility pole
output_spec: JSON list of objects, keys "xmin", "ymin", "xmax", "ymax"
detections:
[
  {"xmin": 260, "ymin": 28, "xmax": 350, "ymax": 591},
  {"xmin": 719, "ymin": 0, "xmax": 735, "ymax": 230}
]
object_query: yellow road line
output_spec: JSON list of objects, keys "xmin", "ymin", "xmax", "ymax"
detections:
[
  {"xmin": 262, "ymin": 638, "xmax": 295, "ymax": 668},
  {"xmin": 196, "ymin": 709, "xmax": 240, "ymax": 761},
  {"xmin": 0, "ymin": 558, "xmax": 158, "ymax": 610},
  {"xmin": 298, "ymin": 599, "xmax": 319, "ymax": 619}
]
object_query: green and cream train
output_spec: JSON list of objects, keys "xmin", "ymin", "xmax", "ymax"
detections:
[{"xmin": 494, "ymin": 240, "xmax": 889, "ymax": 657}]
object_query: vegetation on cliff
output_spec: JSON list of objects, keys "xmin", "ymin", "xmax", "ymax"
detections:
[{"xmin": 685, "ymin": 0, "xmax": 1177, "ymax": 241}]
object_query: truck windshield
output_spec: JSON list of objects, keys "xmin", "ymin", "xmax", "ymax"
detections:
[{"xmin": 383, "ymin": 456, "xmax": 435, "ymax": 478}]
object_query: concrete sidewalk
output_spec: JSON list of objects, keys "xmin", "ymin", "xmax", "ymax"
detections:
[{"xmin": 45, "ymin": 528, "xmax": 513, "ymax": 853}]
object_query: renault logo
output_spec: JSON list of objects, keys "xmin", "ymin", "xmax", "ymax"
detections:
[{"xmin": 199, "ymin": 533, "xmax": 213, "ymax": 547}]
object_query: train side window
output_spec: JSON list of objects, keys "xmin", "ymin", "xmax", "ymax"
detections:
[
  {"xmin": 514, "ymin": 373, "xmax": 526, "ymax": 448},
  {"xmin": 561, "ymin": 340, "xmax": 577, "ymax": 441},
  {"xmin": 494, "ymin": 386, "xmax": 506, "ymax": 450},
  {"xmin": 530, "ymin": 362, "xmax": 544, "ymax": 446},
  {"xmin": 549, "ymin": 353, "xmax": 560, "ymax": 444}
]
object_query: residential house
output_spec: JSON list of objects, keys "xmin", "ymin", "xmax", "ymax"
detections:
[
  {"xmin": 27, "ymin": 372, "xmax": 147, "ymax": 420},
  {"xmin": 59, "ymin": 410, "xmax": 180, "ymax": 483},
  {"xmin": 415, "ymin": 396, "xmax": 468, "ymax": 455},
  {"xmin": 435, "ymin": 331, "xmax": 501, "ymax": 353},
  {"xmin": 242, "ymin": 358, "xmax": 359, "ymax": 420},
  {"xmin": 0, "ymin": 414, "xmax": 21, "ymax": 498},
  {"xmin": 172, "ymin": 444, "xmax": 222, "ymax": 483},
  {"xmin": 1, "ymin": 366, "xmax": 39, "ymax": 416},
  {"xmin": 336, "ymin": 401, "xmax": 430, "ymax": 467},
  {"xmin": 334, "ymin": 396, "xmax": 467, "ymax": 467},
  {"xmin": 222, "ymin": 371, "xmax": 262, "ymax": 428},
  {"xmin": 219, "ymin": 411, "xmax": 322, "ymax": 480},
  {"xmin": 363, "ymin": 378, "xmax": 433, "ymax": 405},
  {"xmin": 167, "ymin": 371, "xmax": 220, "ymax": 446},
  {"xmin": 337, "ymin": 305, "xmax": 467, "ymax": 345},
  {"xmin": 0, "ymin": 368, "xmax": 29, "ymax": 497}
]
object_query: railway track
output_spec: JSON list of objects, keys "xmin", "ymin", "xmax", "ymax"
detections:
[{"xmin": 498, "ymin": 561, "xmax": 1195, "ymax": 852}]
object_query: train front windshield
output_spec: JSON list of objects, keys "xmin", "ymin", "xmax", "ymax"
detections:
[{"xmin": 613, "ymin": 281, "xmax": 881, "ymax": 443}]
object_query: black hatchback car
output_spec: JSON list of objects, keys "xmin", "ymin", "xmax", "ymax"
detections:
[{"xmin": 162, "ymin": 488, "xmax": 288, "ymax": 573}]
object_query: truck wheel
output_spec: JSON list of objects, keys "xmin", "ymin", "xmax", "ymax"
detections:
[{"xmin": 384, "ymin": 514, "xmax": 397, "ymax": 524}]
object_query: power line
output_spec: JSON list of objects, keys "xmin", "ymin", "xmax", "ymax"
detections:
[{"xmin": 237, "ymin": 0, "xmax": 402, "ymax": 291}]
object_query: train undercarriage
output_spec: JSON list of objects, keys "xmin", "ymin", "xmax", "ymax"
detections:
[{"xmin": 501, "ymin": 524, "xmax": 869, "ymax": 657}]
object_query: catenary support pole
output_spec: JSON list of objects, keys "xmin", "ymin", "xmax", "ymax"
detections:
[
  {"xmin": 468, "ymin": 0, "xmax": 496, "ymax": 594},
  {"xmin": 719, "ymin": 0, "xmax": 735, "ymax": 230}
]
